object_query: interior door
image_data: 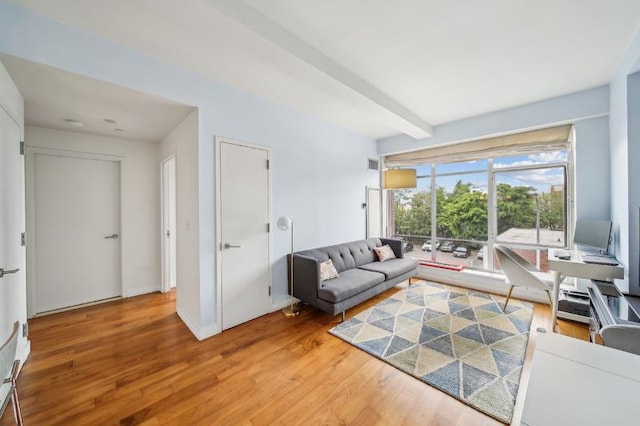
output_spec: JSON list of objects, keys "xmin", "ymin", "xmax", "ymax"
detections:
[
  {"xmin": 0, "ymin": 108, "xmax": 26, "ymax": 347},
  {"xmin": 162, "ymin": 156, "xmax": 177, "ymax": 291},
  {"xmin": 33, "ymin": 153, "xmax": 121, "ymax": 313},
  {"xmin": 366, "ymin": 187, "xmax": 382, "ymax": 238},
  {"xmin": 220, "ymin": 140, "xmax": 270, "ymax": 330}
]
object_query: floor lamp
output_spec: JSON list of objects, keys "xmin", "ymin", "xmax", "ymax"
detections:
[{"xmin": 277, "ymin": 216, "xmax": 300, "ymax": 317}]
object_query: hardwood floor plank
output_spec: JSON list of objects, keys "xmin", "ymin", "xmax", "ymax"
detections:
[{"xmin": 1, "ymin": 281, "xmax": 588, "ymax": 425}]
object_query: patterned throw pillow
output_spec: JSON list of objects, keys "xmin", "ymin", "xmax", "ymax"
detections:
[
  {"xmin": 320, "ymin": 259, "xmax": 339, "ymax": 281},
  {"xmin": 374, "ymin": 244, "xmax": 396, "ymax": 262}
]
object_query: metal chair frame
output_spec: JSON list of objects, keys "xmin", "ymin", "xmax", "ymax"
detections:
[
  {"xmin": 494, "ymin": 244, "xmax": 554, "ymax": 312},
  {"xmin": 1, "ymin": 322, "xmax": 23, "ymax": 425}
]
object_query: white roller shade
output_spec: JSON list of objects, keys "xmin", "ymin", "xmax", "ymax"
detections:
[{"xmin": 384, "ymin": 125, "xmax": 572, "ymax": 167}]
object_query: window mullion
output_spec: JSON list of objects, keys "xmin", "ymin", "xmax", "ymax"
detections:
[
  {"xmin": 488, "ymin": 159, "xmax": 496, "ymax": 271},
  {"xmin": 431, "ymin": 164, "xmax": 437, "ymax": 262}
]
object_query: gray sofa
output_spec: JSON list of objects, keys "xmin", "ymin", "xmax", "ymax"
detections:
[{"xmin": 291, "ymin": 238, "xmax": 418, "ymax": 319}]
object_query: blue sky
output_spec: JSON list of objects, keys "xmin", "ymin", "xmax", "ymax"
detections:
[{"xmin": 410, "ymin": 151, "xmax": 567, "ymax": 194}]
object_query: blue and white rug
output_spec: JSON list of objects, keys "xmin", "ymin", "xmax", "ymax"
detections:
[{"xmin": 329, "ymin": 282, "xmax": 533, "ymax": 424}]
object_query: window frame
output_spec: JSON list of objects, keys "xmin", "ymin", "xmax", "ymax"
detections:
[{"xmin": 385, "ymin": 136, "xmax": 574, "ymax": 274}]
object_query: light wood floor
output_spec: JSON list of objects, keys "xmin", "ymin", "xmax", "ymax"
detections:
[{"xmin": 1, "ymin": 280, "xmax": 588, "ymax": 425}]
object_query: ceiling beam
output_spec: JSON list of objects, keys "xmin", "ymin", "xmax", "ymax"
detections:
[{"xmin": 205, "ymin": 0, "xmax": 433, "ymax": 139}]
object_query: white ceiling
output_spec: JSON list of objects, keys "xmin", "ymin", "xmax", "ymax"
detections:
[
  {"xmin": 0, "ymin": 53, "xmax": 194, "ymax": 143},
  {"xmin": 7, "ymin": 0, "xmax": 640, "ymax": 140}
]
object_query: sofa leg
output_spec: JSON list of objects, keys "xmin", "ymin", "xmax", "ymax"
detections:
[{"xmin": 342, "ymin": 311, "xmax": 346, "ymax": 322}]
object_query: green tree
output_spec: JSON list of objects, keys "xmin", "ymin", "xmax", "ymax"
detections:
[
  {"xmin": 392, "ymin": 190, "xmax": 412, "ymax": 235},
  {"xmin": 393, "ymin": 181, "xmax": 562, "ymax": 243},
  {"xmin": 439, "ymin": 181, "xmax": 487, "ymax": 240},
  {"xmin": 546, "ymin": 187, "xmax": 565, "ymax": 230},
  {"xmin": 406, "ymin": 191, "xmax": 432, "ymax": 236},
  {"xmin": 496, "ymin": 184, "xmax": 536, "ymax": 234}
]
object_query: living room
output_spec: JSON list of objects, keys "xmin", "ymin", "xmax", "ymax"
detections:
[{"xmin": 2, "ymin": 1, "xmax": 640, "ymax": 425}]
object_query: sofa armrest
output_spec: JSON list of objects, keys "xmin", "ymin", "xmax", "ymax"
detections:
[
  {"xmin": 381, "ymin": 238, "xmax": 404, "ymax": 259},
  {"xmin": 290, "ymin": 253, "xmax": 321, "ymax": 304}
]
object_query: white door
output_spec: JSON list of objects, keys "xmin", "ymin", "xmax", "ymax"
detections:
[
  {"xmin": 0, "ymin": 109, "xmax": 26, "ymax": 346},
  {"xmin": 162, "ymin": 156, "xmax": 177, "ymax": 291},
  {"xmin": 33, "ymin": 153, "xmax": 121, "ymax": 313},
  {"xmin": 366, "ymin": 187, "xmax": 382, "ymax": 238},
  {"xmin": 219, "ymin": 140, "xmax": 270, "ymax": 330}
]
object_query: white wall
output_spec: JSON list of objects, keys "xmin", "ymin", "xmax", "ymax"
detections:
[
  {"xmin": 574, "ymin": 116, "xmax": 611, "ymax": 220},
  {"xmin": 378, "ymin": 87, "xmax": 612, "ymax": 234},
  {"xmin": 0, "ymin": 60, "xmax": 28, "ymax": 366},
  {"xmin": 627, "ymin": 73, "xmax": 640, "ymax": 295},
  {"xmin": 158, "ymin": 110, "xmax": 203, "ymax": 337},
  {"xmin": 378, "ymin": 86, "xmax": 609, "ymax": 155},
  {"xmin": 609, "ymin": 31, "xmax": 640, "ymax": 294},
  {"xmin": 25, "ymin": 126, "xmax": 161, "ymax": 299},
  {"xmin": 0, "ymin": 60, "xmax": 23, "ymax": 136},
  {"xmin": 0, "ymin": 2, "xmax": 378, "ymax": 338}
]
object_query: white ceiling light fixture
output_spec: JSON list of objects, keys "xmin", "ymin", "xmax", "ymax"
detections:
[{"xmin": 63, "ymin": 118, "xmax": 84, "ymax": 127}]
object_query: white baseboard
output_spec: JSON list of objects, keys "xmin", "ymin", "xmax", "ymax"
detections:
[
  {"xmin": 124, "ymin": 286, "xmax": 161, "ymax": 298},
  {"xmin": 271, "ymin": 296, "xmax": 300, "ymax": 312},
  {"xmin": 176, "ymin": 305, "xmax": 220, "ymax": 341}
]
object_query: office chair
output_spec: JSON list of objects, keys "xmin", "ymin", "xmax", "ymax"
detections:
[
  {"xmin": 599, "ymin": 324, "xmax": 640, "ymax": 356},
  {"xmin": 494, "ymin": 244, "xmax": 554, "ymax": 312},
  {"xmin": 1, "ymin": 321, "xmax": 23, "ymax": 425}
]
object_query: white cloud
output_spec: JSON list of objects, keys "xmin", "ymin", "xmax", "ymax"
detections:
[
  {"xmin": 514, "ymin": 173, "xmax": 564, "ymax": 185},
  {"xmin": 494, "ymin": 150, "xmax": 567, "ymax": 168},
  {"xmin": 495, "ymin": 159, "xmax": 537, "ymax": 168},
  {"xmin": 530, "ymin": 151, "xmax": 567, "ymax": 162}
]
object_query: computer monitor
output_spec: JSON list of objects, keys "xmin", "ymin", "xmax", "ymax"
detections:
[{"xmin": 573, "ymin": 219, "xmax": 612, "ymax": 252}]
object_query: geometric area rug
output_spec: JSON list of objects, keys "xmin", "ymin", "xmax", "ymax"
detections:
[{"xmin": 328, "ymin": 282, "xmax": 533, "ymax": 424}]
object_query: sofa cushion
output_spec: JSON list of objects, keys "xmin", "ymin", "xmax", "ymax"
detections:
[
  {"xmin": 296, "ymin": 238, "xmax": 383, "ymax": 272},
  {"xmin": 374, "ymin": 244, "xmax": 396, "ymax": 262},
  {"xmin": 358, "ymin": 258, "xmax": 419, "ymax": 280},
  {"xmin": 320, "ymin": 259, "xmax": 339, "ymax": 281},
  {"xmin": 318, "ymin": 268, "xmax": 386, "ymax": 303}
]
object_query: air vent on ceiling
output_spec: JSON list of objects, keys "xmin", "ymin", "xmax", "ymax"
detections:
[{"xmin": 368, "ymin": 158, "xmax": 379, "ymax": 171}]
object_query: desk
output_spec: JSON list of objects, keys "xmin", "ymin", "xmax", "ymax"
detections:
[
  {"xmin": 520, "ymin": 332, "xmax": 640, "ymax": 426},
  {"xmin": 547, "ymin": 249, "xmax": 623, "ymax": 330}
]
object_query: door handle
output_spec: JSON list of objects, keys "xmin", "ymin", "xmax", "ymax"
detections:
[
  {"xmin": 223, "ymin": 243, "xmax": 241, "ymax": 249},
  {"xmin": 104, "ymin": 234, "xmax": 119, "ymax": 239},
  {"xmin": 0, "ymin": 268, "xmax": 19, "ymax": 278}
]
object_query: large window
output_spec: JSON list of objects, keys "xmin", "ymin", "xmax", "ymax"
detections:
[{"xmin": 386, "ymin": 126, "xmax": 572, "ymax": 274}]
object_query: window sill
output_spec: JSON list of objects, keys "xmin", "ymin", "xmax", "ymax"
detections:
[{"xmin": 417, "ymin": 264, "xmax": 551, "ymax": 304}]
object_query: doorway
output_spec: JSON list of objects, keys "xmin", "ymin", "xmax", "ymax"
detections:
[
  {"xmin": 161, "ymin": 155, "xmax": 177, "ymax": 292},
  {"xmin": 27, "ymin": 151, "xmax": 122, "ymax": 315},
  {"xmin": 216, "ymin": 137, "xmax": 271, "ymax": 330},
  {"xmin": 0, "ymin": 106, "xmax": 26, "ymax": 343}
]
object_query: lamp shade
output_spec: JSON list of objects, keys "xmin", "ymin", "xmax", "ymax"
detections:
[
  {"xmin": 383, "ymin": 169, "xmax": 417, "ymax": 189},
  {"xmin": 277, "ymin": 216, "xmax": 292, "ymax": 231}
]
